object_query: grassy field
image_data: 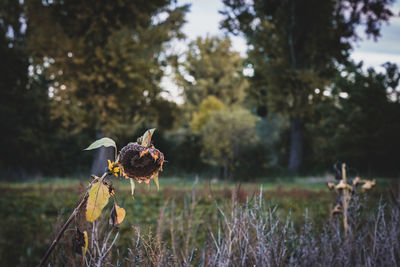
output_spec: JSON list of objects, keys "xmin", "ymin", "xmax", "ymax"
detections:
[{"xmin": 0, "ymin": 176, "xmax": 396, "ymax": 266}]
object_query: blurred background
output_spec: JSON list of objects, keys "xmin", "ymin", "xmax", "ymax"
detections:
[
  {"xmin": 2, "ymin": 1, "xmax": 400, "ymax": 266},
  {"xmin": 1, "ymin": 0, "xmax": 400, "ymax": 180}
]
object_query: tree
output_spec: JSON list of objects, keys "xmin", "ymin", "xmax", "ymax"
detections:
[
  {"xmin": 174, "ymin": 36, "xmax": 248, "ymax": 111},
  {"xmin": 198, "ymin": 106, "xmax": 258, "ymax": 179},
  {"xmin": 0, "ymin": 0, "xmax": 52, "ymax": 175},
  {"xmin": 25, "ymin": 0, "xmax": 189, "ymax": 174},
  {"xmin": 221, "ymin": 0, "xmax": 395, "ymax": 171},
  {"xmin": 309, "ymin": 62, "xmax": 400, "ymax": 175},
  {"xmin": 190, "ymin": 95, "xmax": 226, "ymax": 132}
]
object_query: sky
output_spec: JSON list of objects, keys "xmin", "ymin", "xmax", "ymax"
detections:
[{"xmin": 161, "ymin": 0, "xmax": 400, "ymax": 102}]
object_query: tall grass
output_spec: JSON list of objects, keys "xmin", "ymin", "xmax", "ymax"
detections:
[
  {"xmin": 2, "ymin": 180, "xmax": 398, "ymax": 266},
  {"xmin": 80, "ymin": 185, "xmax": 400, "ymax": 266}
]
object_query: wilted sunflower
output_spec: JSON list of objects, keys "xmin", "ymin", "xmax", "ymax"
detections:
[{"xmin": 118, "ymin": 143, "xmax": 164, "ymax": 183}]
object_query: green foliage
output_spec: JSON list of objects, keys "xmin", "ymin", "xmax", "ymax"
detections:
[
  {"xmin": 221, "ymin": 0, "xmax": 394, "ymax": 117},
  {"xmin": 308, "ymin": 62, "xmax": 400, "ymax": 174},
  {"xmin": 0, "ymin": 1, "xmax": 189, "ymax": 177},
  {"xmin": 0, "ymin": 2, "xmax": 62, "ymax": 174},
  {"xmin": 0, "ymin": 178, "xmax": 387, "ymax": 266},
  {"xmin": 174, "ymin": 36, "xmax": 248, "ymax": 109},
  {"xmin": 221, "ymin": 0, "xmax": 395, "ymax": 170},
  {"xmin": 190, "ymin": 96, "xmax": 226, "ymax": 132},
  {"xmin": 26, "ymin": 0, "xmax": 189, "ymax": 138},
  {"xmin": 200, "ymin": 107, "xmax": 258, "ymax": 179}
]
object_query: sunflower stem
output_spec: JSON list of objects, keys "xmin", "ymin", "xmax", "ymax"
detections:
[{"xmin": 38, "ymin": 172, "xmax": 107, "ymax": 267}]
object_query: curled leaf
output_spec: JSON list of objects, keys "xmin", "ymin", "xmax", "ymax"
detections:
[
  {"xmin": 140, "ymin": 149, "xmax": 149, "ymax": 158},
  {"xmin": 149, "ymin": 149, "xmax": 159, "ymax": 161},
  {"xmin": 84, "ymin": 137, "xmax": 117, "ymax": 152},
  {"xmin": 73, "ymin": 228, "xmax": 86, "ymax": 255},
  {"xmin": 110, "ymin": 203, "xmax": 126, "ymax": 226},
  {"xmin": 141, "ymin": 128, "xmax": 156, "ymax": 147},
  {"xmin": 86, "ymin": 182, "xmax": 111, "ymax": 222}
]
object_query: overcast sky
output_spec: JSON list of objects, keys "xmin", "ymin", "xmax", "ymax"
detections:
[{"xmin": 162, "ymin": 0, "xmax": 400, "ymax": 102}]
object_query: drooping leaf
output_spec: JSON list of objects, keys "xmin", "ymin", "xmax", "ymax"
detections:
[
  {"xmin": 73, "ymin": 228, "xmax": 86, "ymax": 255},
  {"xmin": 86, "ymin": 182, "xmax": 111, "ymax": 222},
  {"xmin": 84, "ymin": 137, "xmax": 117, "ymax": 152},
  {"xmin": 129, "ymin": 178, "xmax": 135, "ymax": 197},
  {"xmin": 110, "ymin": 203, "xmax": 126, "ymax": 226},
  {"xmin": 153, "ymin": 172, "xmax": 159, "ymax": 191},
  {"xmin": 141, "ymin": 128, "xmax": 156, "ymax": 147}
]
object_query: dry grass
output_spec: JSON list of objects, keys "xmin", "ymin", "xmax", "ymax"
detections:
[{"xmin": 76, "ymin": 184, "xmax": 400, "ymax": 266}]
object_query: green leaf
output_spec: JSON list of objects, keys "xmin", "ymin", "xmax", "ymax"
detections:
[
  {"xmin": 84, "ymin": 137, "xmax": 116, "ymax": 151},
  {"xmin": 141, "ymin": 128, "xmax": 156, "ymax": 147},
  {"xmin": 86, "ymin": 182, "xmax": 111, "ymax": 222}
]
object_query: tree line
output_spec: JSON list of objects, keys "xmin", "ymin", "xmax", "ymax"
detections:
[{"xmin": 0, "ymin": 0, "xmax": 399, "ymax": 179}]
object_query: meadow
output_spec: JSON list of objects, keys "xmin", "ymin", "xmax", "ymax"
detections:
[{"xmin": 0, "ymin": 176, "xmax": 398, "ymax": 266}]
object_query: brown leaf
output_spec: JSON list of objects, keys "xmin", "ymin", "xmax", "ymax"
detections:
[
  {"xmin": 110, "ymin": 203, "xmax": 126, "ymax": 226},
  {"xmin": 139, "ymin": 149, "xmax": 149, "ymax": 158},
  {"xmin": 72, "ymin": 228, "xmax": 86, "ymax": 255}
]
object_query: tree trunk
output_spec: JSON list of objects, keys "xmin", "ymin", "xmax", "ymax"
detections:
[
  {"xmin": 90, "ymin": 130, "xmax": 115, "ymax": 176},
  {"xmin": 288, "ymin": 117, "xmax": 303, "ymax": 172},
  {"xmin": 223, "ymin": 163, "xmax": 228, "ymax": 180}
]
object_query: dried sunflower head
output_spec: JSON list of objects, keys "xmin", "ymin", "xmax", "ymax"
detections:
[{"xmin": 118, "ymin": 143, "xmax": 164, "ymax": 183}]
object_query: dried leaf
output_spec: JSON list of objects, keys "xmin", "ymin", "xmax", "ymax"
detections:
[
  {"xmin": 83, "ymin": 231, "xmax": 88, "ymax": 255},
  {"xmin": 327, "ymin": 182, "xmax": 335, "ymax": 190},
  {"xmin": 362, "ymin": 180, "xmax": 376, "ymax": 191},
  {"xmin": 84, "ymin": 137, "xmax": 116, "ymax": 152},
  {"xmin": 336, "ymin": 180, "xmax": 351, "ymax": 190},
  {"xmin": 149, "ymin": 149, "xmax": 159, "ymax": 161},
  {"xmin": 140, "ymin": 149, "xmax": 149, "ymax": 158},
  {"xmin": 141, "ymin": 128, "xmax": 156, "ymax": 147},
  {"xmin": 73, "ymin": 228, "xmax": 86, "ymax": 255},
  {"xmin": 86, "ymin": 182, "xmax": 111, "ymax": 222},
  {"xmin": 129, "ymin": 178, "xmax": 135, "ymax": 197},
  {"xmin": 153, "ymin": 172, "xmax": 159, "ymax": 191},
  {"xmin": 332, "ymin": 204, "xmax": 342, "ymax": 215},
  {"xmin": 352, "ymin": 177, "xmax": 361, "ymax": 186},
  {"xmin": 110, "ymin": 203, "xmax": 126, "ymax": 226}
]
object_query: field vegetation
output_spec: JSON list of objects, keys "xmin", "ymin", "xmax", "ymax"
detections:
[{"xmin": 0, "ymin": 177, "xmax": 397, "ymax": 266}]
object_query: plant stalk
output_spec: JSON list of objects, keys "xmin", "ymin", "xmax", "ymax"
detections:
[
  {"xmin": 342, "ymin": 163, "xmax": 349, "ymax": 236},
  {"xmin": 38, "ymin": 173, "xmax": 107, "ymax": 267}
]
